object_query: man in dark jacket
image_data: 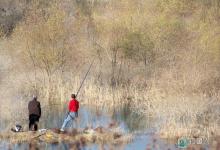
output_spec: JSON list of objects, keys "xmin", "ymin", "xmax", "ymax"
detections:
[
  {"xmin": 60, "ymin": 94, "xmax": 79, "ymax": 131},
  {"xmin": 28, "ymin": 96, "xmax": 41, "ymax": 131}
]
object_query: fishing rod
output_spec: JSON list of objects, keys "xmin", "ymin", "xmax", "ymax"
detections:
[{"xmin": 75, "ymin": 58, "xmax": 95, "ymax": 98}]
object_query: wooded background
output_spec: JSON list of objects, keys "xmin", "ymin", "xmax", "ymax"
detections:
[{"xmin": 0, "ymin": 0, "xmax": 219, "ymax": 137}]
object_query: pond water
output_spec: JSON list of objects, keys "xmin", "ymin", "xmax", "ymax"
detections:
[{"xmin": 0, "ymin": 105, "xmax": 177, "ymax": 150}]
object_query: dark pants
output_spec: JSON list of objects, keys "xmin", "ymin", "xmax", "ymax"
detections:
[{"xmin": 29, "ymin": 114, "xmax": 40, "ymax": 131}]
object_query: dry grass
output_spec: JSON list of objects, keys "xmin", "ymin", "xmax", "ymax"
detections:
[
  {"xmin": 0, "ymin": 127, "xmax": 132, "ymax": 145},
  {"xmin": 1, "ymin": 70, "xmax": 219, "ymax": 142},
  {"xmin": 135, "ymin": 82, "xmax": 220, "ymax": 140}
]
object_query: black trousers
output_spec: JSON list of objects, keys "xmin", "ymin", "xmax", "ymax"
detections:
[{"xmin": 29, "ymin": 114, "xmax": 40, "ymax": 131}]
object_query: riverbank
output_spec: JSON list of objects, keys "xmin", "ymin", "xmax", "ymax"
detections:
[{"xmin": 0, "ymin": 105, "xmax": 176, "ymax": 150}]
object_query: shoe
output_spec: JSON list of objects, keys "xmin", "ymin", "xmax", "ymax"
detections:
[{"xmin": 60, "ymin": 128, "xmax": 64, "ymax": 132}]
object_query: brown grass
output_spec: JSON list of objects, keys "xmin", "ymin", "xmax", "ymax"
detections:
[{"xmin": 0, "ymin": 127, "xmax": 132, "ymax": 145}]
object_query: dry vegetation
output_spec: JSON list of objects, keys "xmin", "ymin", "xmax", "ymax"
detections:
[
  {"xmin": 0, "ymin": 127, "xmax": 132, "ymax": 146},
  {"xmin": 0, "ymin": 0, "xmax": 220, "ymax": 140}
]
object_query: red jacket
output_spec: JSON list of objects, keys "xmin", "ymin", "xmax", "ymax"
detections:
[{"xmin": 68, "ymin": 99, "xmax": 79, "ymax": 112}]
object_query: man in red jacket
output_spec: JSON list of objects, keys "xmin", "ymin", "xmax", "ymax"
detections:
[{"xmin": 60, "ymin": 94, "xmax": 79, "ymax": 131}]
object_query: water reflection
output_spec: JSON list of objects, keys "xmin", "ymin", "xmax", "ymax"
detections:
[
  {"xmin": 112, "ymin": 104, "xmax": 155, "ymax": 132},
  {"xmin": 40, "ymin": 105, "xmax": 121, "ymax": 130}
]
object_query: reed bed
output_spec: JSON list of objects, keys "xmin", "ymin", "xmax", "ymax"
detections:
[{"xmin": 1, "ymin": 73, "xmax": 220, "ymax": 142}]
